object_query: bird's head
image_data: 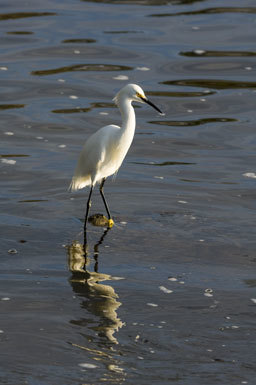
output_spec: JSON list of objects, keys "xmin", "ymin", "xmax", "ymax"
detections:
[{"xmin": 113, "ymin": 83, "xmax": 164, "ymax": 114}]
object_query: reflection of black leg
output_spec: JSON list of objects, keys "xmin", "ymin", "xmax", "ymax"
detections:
[
  {"xmin": 93, "ymin": 228, "xmax": 110, "ymax": 272},
  {"xmin": 99, "ymin": 178, "xmax": 111, "ymax": 219},
  {"xmin": 84, "ymin": 185, "xmax": 94, "ymax": 246}
]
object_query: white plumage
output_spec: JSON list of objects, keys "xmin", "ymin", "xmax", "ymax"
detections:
[{"xmin": 69, "ymin": 83, "xmax": 163, "ymax": 231}]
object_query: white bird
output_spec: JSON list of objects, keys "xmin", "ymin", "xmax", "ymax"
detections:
[{"xmin": 69, "ymin": 83, "xmax": 163, "ymax": 233}]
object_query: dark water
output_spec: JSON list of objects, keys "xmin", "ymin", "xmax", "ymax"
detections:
[{"xmin": 1, "ymin": 0, "xmax": 256, "ymax": 384}]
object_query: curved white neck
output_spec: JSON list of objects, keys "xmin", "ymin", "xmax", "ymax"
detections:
[{"xmin": 118, "ymin": 97, "xmax": 136, "ymax": 134}]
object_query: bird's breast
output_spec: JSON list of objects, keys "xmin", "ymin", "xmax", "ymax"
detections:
[{"xmin": 98, "ymin": 131, "xmax": 133, "ymax": 177}]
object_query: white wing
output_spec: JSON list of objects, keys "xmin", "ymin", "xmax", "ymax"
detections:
[{"xmin": 69, "ymin": 124, "xmax": 121, "ymax": 190}]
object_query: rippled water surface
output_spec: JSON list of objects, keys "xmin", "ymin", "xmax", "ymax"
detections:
[{"xmin": 1, "ymin": 0, "xmax": 256, "ymax": 384}]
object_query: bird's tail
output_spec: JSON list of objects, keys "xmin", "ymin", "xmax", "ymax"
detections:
[
  {"xmin": 68, "ymin": 176, "xmax": 91, "ymax": 191},
  {"xmin": 68, "ymin": 178, "xmax": 77, "ymax": 192}
]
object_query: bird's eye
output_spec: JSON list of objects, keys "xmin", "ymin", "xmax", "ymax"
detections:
[{"xmin": 136, "ymin": 92, "xmax": 143, "ymax": 99}]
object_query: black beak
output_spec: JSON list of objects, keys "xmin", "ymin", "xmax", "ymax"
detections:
[{"xmin": 140, "ymin": 96, "xmax": 163, "ymax": 115}]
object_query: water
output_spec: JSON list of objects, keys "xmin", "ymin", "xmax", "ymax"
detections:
[{"xmin": 1, "ymin": 0, "xmax": 256, "ymax": 384}]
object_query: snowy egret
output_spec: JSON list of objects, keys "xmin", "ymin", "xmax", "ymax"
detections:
[{"xmin": 69, "ymin": 83, "xmax": 163, "ymax": 233}]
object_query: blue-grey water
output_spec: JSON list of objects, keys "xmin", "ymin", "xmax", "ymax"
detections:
[{"xmin": 1, "ymin": 0, "xmax": 256, "ymax": 384}]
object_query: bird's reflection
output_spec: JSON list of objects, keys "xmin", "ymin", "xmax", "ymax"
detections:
[{"xmin": 67, "ymin": 228, "xmax": 124, "ymax": 345}]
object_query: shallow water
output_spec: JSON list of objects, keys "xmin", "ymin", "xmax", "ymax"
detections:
[{"xmin": 1, "ymin": 0, "xmax": 256, "ymax": 384}]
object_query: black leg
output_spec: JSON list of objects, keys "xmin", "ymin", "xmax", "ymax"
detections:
[
  {"xmin": 99, "ymin": 178, "xmax": 111, "ymax": 219},
  {"xmin": 84, "ymin": 185, "xmax": 94, "ymax": 246}
]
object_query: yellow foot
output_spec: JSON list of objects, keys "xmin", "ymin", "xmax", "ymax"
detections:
[{"xmin": 88, "ymin": 214, "xmax": 114, "ymax": 228}]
